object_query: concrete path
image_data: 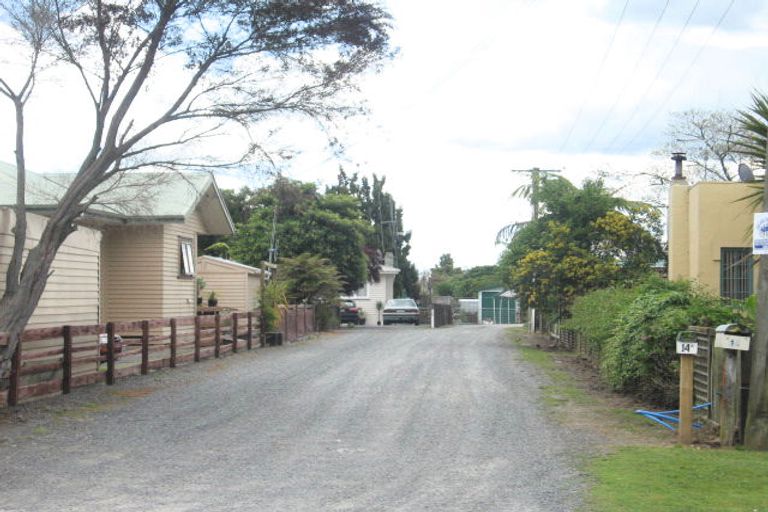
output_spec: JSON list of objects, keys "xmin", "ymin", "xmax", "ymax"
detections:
[{"xmin": 0, "ymin": 325, "xmax": 589, "ymax": 511}]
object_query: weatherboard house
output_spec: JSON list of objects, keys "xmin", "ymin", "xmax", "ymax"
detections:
[
  {"xmin": 341, "ymin": 252, "xmax": 400, "ymax": 324},
  {"xmin": 0, "ymin": 162, "xmax": 234, "ymax": 329}
]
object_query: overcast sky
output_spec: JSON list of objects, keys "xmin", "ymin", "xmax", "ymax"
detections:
[{"xmin": 3, "ymin": 0, "xmax": 768, "ymax": 272}]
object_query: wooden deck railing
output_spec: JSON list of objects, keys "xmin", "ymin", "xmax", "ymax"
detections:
[{"xmin": 2, "ymin": 304, "xmax": 317, "ymax": 408}]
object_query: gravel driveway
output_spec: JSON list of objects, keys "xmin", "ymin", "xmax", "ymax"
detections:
[{"xmin": 0, "ymin": 325, "xmax": 592, "ymax": 511}]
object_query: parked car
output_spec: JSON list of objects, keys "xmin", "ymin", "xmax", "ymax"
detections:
[
  {"xmin": 340, "ymin": 300, "xmax": 366, "ymax": 325},
  {"xmin": 382, "ymin": 298, "xmax": 420, "ymax": 325}
]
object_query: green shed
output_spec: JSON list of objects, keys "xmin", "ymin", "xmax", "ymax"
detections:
[{"xmin": 478, "ymin": 288, "xmax": 518, "ymax": 324}]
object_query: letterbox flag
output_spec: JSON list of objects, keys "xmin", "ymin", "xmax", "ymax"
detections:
[{"xmin": 754, "ymin": 212, "xmax": 768, "ymax": 255}]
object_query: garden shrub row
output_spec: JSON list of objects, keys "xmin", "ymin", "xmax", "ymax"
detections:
[{"xmin": 563, "ymin": 276, "xmax": 740, "ymax": 405}]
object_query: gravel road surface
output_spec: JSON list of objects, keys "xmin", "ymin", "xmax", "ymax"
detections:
[{"xmin": 0, "ymin": 325, "xmax": 592, "ymax": 511}]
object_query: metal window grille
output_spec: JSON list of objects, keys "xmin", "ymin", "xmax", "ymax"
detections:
[{"xmin": 720, "ymin": 247, "xmax": 753, "ymax": 300}]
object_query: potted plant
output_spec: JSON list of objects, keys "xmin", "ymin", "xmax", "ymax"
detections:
[
  {"xmin": 261, "ymin": 280, "xmax": 287, "ymax": 346},
  {"xmin": 376, "ymin": 301, "xmax": 383, "ymax": 325},
  {"xmin": 196, "ymin": 277, "xmax": 206, "ymax": 305},
  {"xmin": 357, "ymin": 309, "xmax": 366, "ymax": 326},
  {"xmin": 207, "ymin": 291, "xmax": 218, "ymax": 307}
]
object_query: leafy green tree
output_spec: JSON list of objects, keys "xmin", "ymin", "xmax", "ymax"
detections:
[
  {"xmin": 327, "ymin": 169, "xmax": 420, "ymax": 299},
  {"xmin": 276, "ymin": 253, "xmax": 344, "ymax": 304},
  {"xmin": 499, "ymin": 177, "xmax": 664, "ymax": 327},
  {"xmin": 231, "ymin": 178, "xmax": 370, "ymax": 294}
]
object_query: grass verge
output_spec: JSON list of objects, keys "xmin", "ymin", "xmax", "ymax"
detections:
[
  {"xmin": 508, "ymin": 328, "xmax": 768, "ymax": 511},
  {"xmin": 587, "ymin": 445, "xmax": 768, "ymax": 512}
]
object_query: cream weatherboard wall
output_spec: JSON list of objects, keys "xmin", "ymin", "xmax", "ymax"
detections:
[
  {"xmin": 196, "ymin": 255, "xmax": 262, "ymax": 312},
  {"xmin": 0, "ymin": 208, "xmax": 101, "ymax": 329},
  {"xmin": 100, "ymin": 209, "xmax": 207, "ymax": 322},
  {"xmin": 668, "ymin": 181, "xmax": 759, "ymax": 296}
]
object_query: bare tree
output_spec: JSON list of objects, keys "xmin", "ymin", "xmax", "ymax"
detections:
[
  {"xmin": 657, "ymin": 109, "xmax": 745, "ymax": 182},
  {"xmin": 0, "ymin": 0, "xmax": 392, "ymax": 378}
]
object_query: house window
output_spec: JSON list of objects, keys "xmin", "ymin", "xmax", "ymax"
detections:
[
  {"xmin": 720, "ymin": 247, "xmax": 752, "ymax": 300},
  {"xmin": 179, "ymin": 238, "xmax": 195, "ymax": 277}
]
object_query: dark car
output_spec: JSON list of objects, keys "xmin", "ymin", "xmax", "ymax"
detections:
[
  {"xmin": 382, "ymin": 298, "xmax": 420, "ymax": 325},
  {"xmin": 340, "ymin": 300, "xmax": 365, "ymax": 325}
]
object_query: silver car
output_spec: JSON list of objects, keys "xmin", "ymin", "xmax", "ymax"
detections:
[{"xmin": 382, "ymin": 298, "xmax": 420, "ymax": 325}]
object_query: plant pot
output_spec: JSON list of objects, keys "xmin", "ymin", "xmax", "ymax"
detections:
[
  {"xmin": 208, "ymin": 298, "xmax": 218, "ymax": 307},
  {"xmin": 197, "ymin": 297, "xmax": 203, "ymax": 305},
  {"xmin": 264, "ymin": 331, "xmax": 283, "ymax": 347}
]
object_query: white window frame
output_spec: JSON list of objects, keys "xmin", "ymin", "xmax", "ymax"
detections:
[{"xmin": 180, "ymin": 238, "xmax": 195, "ymax": 277}]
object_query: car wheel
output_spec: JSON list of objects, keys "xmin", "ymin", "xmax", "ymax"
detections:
[{"xmin": 414, "ymin": 320, "xmax": 420, "ymax": 326}]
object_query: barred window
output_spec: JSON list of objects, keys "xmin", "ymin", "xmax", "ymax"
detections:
[{"xmin": 720, "ymin": 247, "xmax": 752, "ymax": 300}]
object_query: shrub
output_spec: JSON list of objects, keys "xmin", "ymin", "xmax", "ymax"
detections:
[
  {"xmin": 261, "ymin": 281, "xmax": 287, "ymax": 332},
  {"xmin": 563, "ymin": 285, "xmax": 642, "ymax": 357},
  {"xmin": 601, "ymin": 280, "xmax": 734, "ymax": 405}
]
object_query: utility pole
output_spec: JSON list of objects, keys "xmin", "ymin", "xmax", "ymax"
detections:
[{"xmin": 510, "ymin": 167, "xmax": 561, "ymax": 220}]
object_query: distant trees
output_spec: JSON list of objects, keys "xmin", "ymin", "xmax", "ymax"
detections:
[
  {"xmin": 229, "ymin": 177, "xmax": 370, "ymax": 295},
  {"xmin": 326, "ymin": 170, "xmax": 420, "ymax": 299}
]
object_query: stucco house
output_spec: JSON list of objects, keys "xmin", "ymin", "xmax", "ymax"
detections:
[
  {"xmin": 0, "ymin": 162, "xmax": 234, "ymax": 328},
  {"xmin": 196, "ymin": 255, "xmax": 262, "ymax": 312},
  {"xmin": 342, "ymin": 253, "xmax": 400, "ymax": 325},
  {"xmin": 668, "ymin": 176, "xmax": 760, "ymax": 299}
]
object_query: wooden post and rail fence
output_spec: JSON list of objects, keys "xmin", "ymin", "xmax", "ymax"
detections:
[{"xmin": 0, "ymin": 304, "xmax": 317, "ymax": 408}]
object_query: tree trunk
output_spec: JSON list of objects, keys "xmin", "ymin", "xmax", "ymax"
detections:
[
  {"xmin": 744, "ymin": 175, "xmax": 768, "ymax": 450},
  {"xmin": 0, "ymin": 211, "xmax": 77, "ymax": 382}
]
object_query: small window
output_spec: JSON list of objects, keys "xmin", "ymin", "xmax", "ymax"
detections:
[
  {"xmin": 180, "ymin": 239, "xmax": 195, "ymax": 277},
  {"xmin": 720, "ymin": 247, "xmax": 752, "ymax": 300}
]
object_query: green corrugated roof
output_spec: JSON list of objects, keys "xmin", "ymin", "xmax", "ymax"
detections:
[{"xmin": 0, "ymin": 161, "xmax": 234, "ymax": 234}]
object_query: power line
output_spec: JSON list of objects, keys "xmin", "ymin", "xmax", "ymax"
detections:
[
  {"xmin": 619, "ymin": 0, "xmax": 735, "ymax": 152},
  {"xmin": 582, "ymin": 0, "xmax": 670, "ymax": 152},
  {"xmin": 605, "ymin": 0, "xmax": 701, "ymax": 152},
  {"xmin": 559, "ymin": 0, "xmax": 631, "ymax": 152}
]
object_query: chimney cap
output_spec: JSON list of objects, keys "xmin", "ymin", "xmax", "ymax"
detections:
[{"xmin": 671, "ymin": 152, "xmax": 687, "ymax": 161}]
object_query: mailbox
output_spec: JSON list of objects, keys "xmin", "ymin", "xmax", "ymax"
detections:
[
  {"xmin": 676, "ymin": 330, "xmax": 699, "ymax": 355},
  {"xmin": 714, "ymin": 323, "xmax": 751, "ymax": 351}
]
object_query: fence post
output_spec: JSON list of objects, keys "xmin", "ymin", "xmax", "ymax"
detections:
[
  {"xmin": 141, "ymin": 320, "xmax": 150, "ymax": 375},
  {"xmin": 169, "ymin": 318, "xmax": 177, "ymax": 368},
  {"xmin": 106, "ymin": 322, "xmax": 116, "ymax": 385},
  {"xmin": 246, "ymin": 312, "xmax": 253, "ymax": 350},
  {"xmin": 194, "ymin": 315, "xmax": 201, "ymax": 363},
  {"xmin": 232, "ymin": 313, "xmax": 239, "ymax": 354},
  {"xmin": 62, "ymin": 326, "xmax": 72, "ymax": 394},
  {"xmin": 214, "ymin": 312, "xmax": 221, "ymax": 358},
  {"xmin": 295, "ymin": 305, "xmax": 300, "ymax": 339},
  {"xmin": 7, "ymin": 340, "xmax": 21, "ymax": 406},
  {"xmin": 283, "ymin": 306, "xmax": 288, "ymax": 343}
]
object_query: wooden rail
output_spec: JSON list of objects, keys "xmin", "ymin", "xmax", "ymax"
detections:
[{"xmin": 3, "ymin": 305, "xmax": 319, "ymax": 408}]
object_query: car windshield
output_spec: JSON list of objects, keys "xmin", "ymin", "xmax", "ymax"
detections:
[{"xmin": 386, "ymin": 298, "xmax": 417, "ymax": 309}]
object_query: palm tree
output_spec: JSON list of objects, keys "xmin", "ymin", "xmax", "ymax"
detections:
[{"xmin": 736, "ymin": 91, "xmax": 768, "ymax": 450}]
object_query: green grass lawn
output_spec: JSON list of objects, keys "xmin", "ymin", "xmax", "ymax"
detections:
[
  {"xmin": 587, "ymin": 445, "xmax": 768, "ymax": 512},
  {"xmin": 507, "ymin": 328, "xmax": 768, "ymax": 511}
]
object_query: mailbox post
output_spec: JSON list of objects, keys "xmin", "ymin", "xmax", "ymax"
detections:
[
  {"xmin": 676, "ymin": 331, "xmax": 698, "ymax": 445},
  {"xmin": 714, "ymin": 324, "xmax": 751, "ymax": 446}
]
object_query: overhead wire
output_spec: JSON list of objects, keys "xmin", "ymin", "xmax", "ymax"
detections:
[
  {"xmin": 604, "ymin": 0, "xmax": 701, "ymax": 151},
  {"xmin": 559, "ymin": 0, "xmax": 631, "ymax": 152},
  {"xmin": 619, "ymin": 0, "xmax": 736, "ymax": 152},
  {"xmin": 582, "ymin": 0, "xmax": 670, "ymax": 153}
]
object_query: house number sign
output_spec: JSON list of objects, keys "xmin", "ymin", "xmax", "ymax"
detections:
[{"xmin": 676, "ymin": 342, "xmax": 698, "ymax": 355}]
